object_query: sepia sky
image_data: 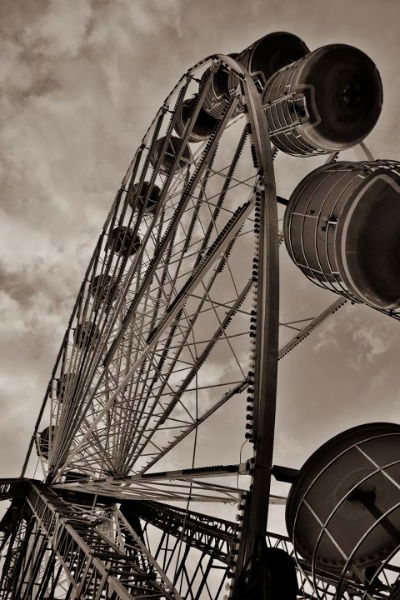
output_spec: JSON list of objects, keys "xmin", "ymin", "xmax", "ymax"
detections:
[{"xmin": 1, "ymin": 0, "xmax": 400, "ymax": 533}]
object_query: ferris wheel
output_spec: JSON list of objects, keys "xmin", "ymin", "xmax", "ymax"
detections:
[{"xmin": 0, "ymin": 30, "xmax": 399, "ymax": 600}]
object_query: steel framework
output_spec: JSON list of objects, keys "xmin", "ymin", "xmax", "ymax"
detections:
[{"xmin": 1, "ymin": 42, "xmax": 399, "ymax": 600}]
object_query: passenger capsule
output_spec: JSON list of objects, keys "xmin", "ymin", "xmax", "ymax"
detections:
[
  {"xmin": 283, "ymin": 160, "xmax": 400, "ymax": 309},
  {"xmin": 175, "ymin": 96, "xmax": 219, "ymax": 143},
  {"xmin": 263, "ymin": 44, "xmax": 383, "ymax": 155},
  {"xmin": 201, "ymin": 32, "xmax": 309, "ymax": 119},
  {"xmin": 129, "ymin": 181, "xmax": 161, "ymax": 214},
  {"xmin": 108, "ymin": 226, "xmax": 141, "ymax": 257},
  {"xmin": 286, "ymin": 423, "xmax": 400, "ymax": 577},
  {"xmin": 150, "ymin": 136, "xmax": 192, "ymax": 174},
  {"xmin": 73, "ymin": 321, "xmax": 100, "ymax": 350}
]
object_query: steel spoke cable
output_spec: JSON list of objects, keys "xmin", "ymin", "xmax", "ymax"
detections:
[
  {"xmin": 81, "ymin": 304, "xmax": 194, "ymax": 474},
  {"xmin": 134, "ymin": 295, "xmax": 226, "ymax": 325},
  {"xmin": 156, "ymin": 380, "xmax": 245, "ymax": 398},
  {"xmin": 57, "ymin": 79, "xmax": 194, "ymax": 434},
  {"xmin": 51, "ymin": 191, "xmax": 148, "ymax": 468},
  {"xmin": 195, "ymin": 283, "xmax": 248, "ymax": 380},
  {"xmin": 166, "ymin": 138, "xmax": 256, "ymax": 209},
  {"xmin": 52, "ymin": 288, "xmax": 131, "ymax": 464},
  {"xmin": 172, "ymin": 324, "xmax": 201, "ymax": 593},
  {"xmin": 113, "ymin": 148, "xmax": 224, "ymax": 469},
  {"xmin": 136, "ymin": 189, "xmax": 202, "ymax": 354},
  {"xmin": 125, "ymin": 260, "xmax": 247, "ymax": 472},
  {"xmin": 21, "ymin": 54, "xmax": 291, "ymax": 600},
  {"xmin": 44, "ymin": 169, "xmax": 143, "ymax": 461},
  {"xmin": 114, "ymin": 337, "xmax": 175, "ymax": 471},
  {"xmin": 128, "ymin": 137, "xmax": 252, "ymax": 440},
  {"xmin": 80, "ymin": 477, "xmax": 243, "ymax": 502},
  {"xmin": 101, "ymin": 93, "xmax": 240, "ymax": 370},
  {"xmin": 100, "ymin": 312, "xmax": 128, "ymax": 471},
  {"xmin": 127, "ymin": 279, "xmax": 252, "ymax": 472},
  {"xmin": 56, "ymin": 135, "xmax": 172, "ymax": 446},
  {"xmin": 130, "ymin": 187, "xmax": 213, "ymax": 400},
  {"xmin": 118, "ymin": 312, "xmax": 192, "ymax": 469},
  {"xmin": 49, "ymin": 240, "xmax": 111, "ymax": 464},
  {"xmin": 193, "ymin": 183, "xmax": 242, "ymax": 301},
  {"xmin": 122, "ymin": 163, "xmax": 222, "ymax": 370},
  {"xmin": 188, "ymin": 292, "xmax": 251, "ymax": 316},
  {"xmin": 53, "ymin": 128, "xmax": 161, "ymax": 434},
  {"xmin": 164, "ymin": 330, "xmax": 250, "ymax": 350},
  {"xmin": 25, "ymin": 54, "xmax": 246, "ymax": 469},
  {"xmin": 124, "ymin": 299, "xmax": 229, "ymax": 469},
  {"xmin": 63, "ymin": 195, "xmax": 253, "ymax": 468},
  {"xmin": 155, "ymin": 172, "xmax": 258, "ymax": 228},
  {"xmin": 50, "ymin": 82, "xmax": 203, "ymax": 474},
  {"xmin": 58, "ymin": 93, "xmax": 241, "ymax": 473}
]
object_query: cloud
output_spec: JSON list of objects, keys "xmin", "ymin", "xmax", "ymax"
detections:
[
  {"xmin": 27, "ymin": 1, "xmax": 92, "ymax": 59},
  {"xmin": 350, "ymin": 323, "xmax": 393, "ymax": 368}
]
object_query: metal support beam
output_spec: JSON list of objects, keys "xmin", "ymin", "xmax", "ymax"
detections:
[{"xmin": 11, "ymin": 482, "xmax": 183, "ymax": 599}]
